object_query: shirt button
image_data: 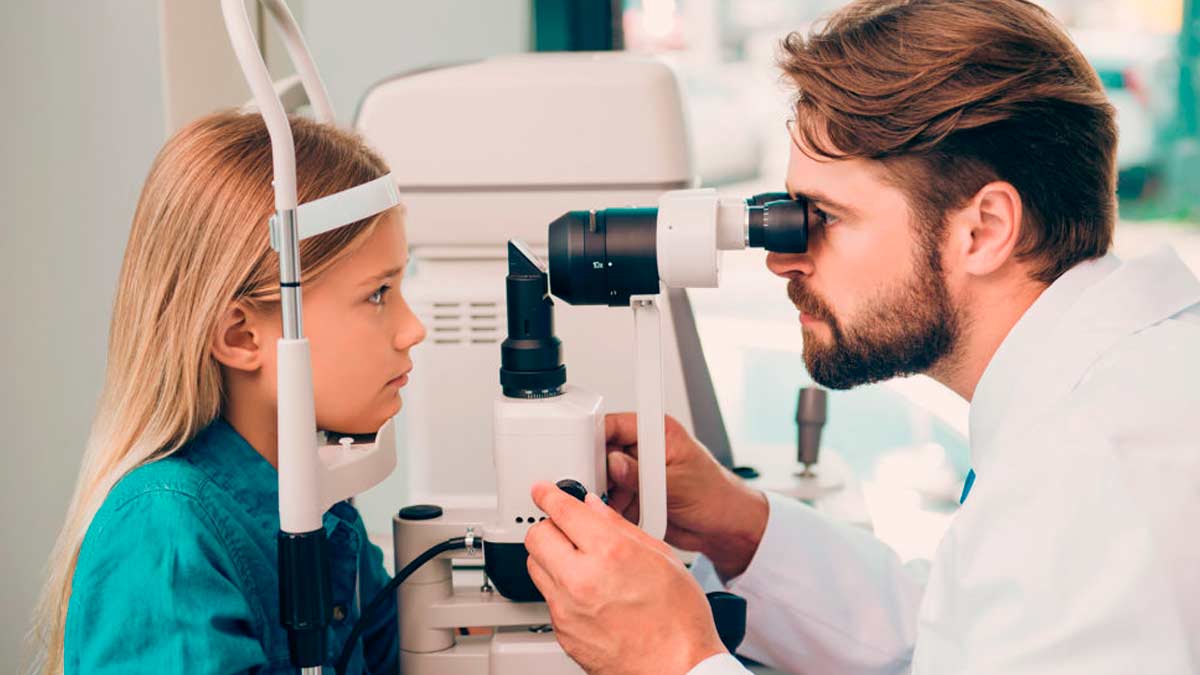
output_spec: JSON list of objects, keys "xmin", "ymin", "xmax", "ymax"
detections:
[{"xmin": 332, "ymin": 605, "xmax": 347, "ymax": 622}]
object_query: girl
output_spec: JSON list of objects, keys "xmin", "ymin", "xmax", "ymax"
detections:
[{"xmin": 32, "ymin": 111, "xmax": 425, "ymax": 673}]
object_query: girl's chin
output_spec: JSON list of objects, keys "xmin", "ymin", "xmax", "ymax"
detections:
[{"xmin": 320, "ymin": 400, "xmax": 403, "ymax": 437}]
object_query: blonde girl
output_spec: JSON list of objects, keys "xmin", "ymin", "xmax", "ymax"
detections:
[{"xmin": 31, "ymin": 110, "xmax": 425, "ymax": 674}]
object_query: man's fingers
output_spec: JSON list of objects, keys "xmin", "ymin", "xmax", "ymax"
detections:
[
  {"xmin": 621, "ymin": 494, "xmax": 640, "ymax": 524},
  {"xmin": 604, "ymin": 412, "xmax": 640, "ymax": 451},
  {"xmin": 526, "ymin": 555, "xmax": 559, "ymax": 597},
  {"xmin": 585, "ymin": 494, "xmax": 675, "ymax": 557},
  {"xmin": 607, "ymin": 413, "xmax": 691, "ymax": 464},
  {"xmin": 531, "ymin": 481, "xmax": 611, "ymax": 552},
  {"xmin": 606, "ymin": 487, "xmax": 636, "ymax": 521},
  {"xmin": 585, "ymin": 491, "xmax": 629, "ymax": 524},
  {"xmin": 524, "ymin": 516, "xmax": 582, "ymax": 578},
  {"xmin": 607, "ymin": 451, "xmax": 638, "ymax": 489}
]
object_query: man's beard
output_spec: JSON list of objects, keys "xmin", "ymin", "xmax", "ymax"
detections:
[{"xmin": 788, "ymin": 242, "xmax": 960, "ymax": 390}]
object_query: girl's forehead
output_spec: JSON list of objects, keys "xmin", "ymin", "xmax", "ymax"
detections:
[{"xmin": 326, "ymin": 211, "xmax": 408, "ymax": 283}]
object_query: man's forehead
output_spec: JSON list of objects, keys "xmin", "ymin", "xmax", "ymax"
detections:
[{"xmin": 785, "ymin": 143, "xmax": 889, "ymax": 202}]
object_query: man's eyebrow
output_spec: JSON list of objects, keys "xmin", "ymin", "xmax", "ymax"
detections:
[{"xmin": 784, "ymin": 182, "xmax": 856, "ymax": 215}]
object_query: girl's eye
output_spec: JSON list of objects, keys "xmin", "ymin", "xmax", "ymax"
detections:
[{"xmin": 368, "ymin": 284, "xmax": 392, "ymax": 306}]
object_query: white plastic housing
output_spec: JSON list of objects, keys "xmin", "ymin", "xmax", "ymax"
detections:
[
  {"xmin": 316, "ymin": 419, "xmax": 397, "ymax": 510},
  {"xmin": 630, "ymin": 296, "xmax": 667, "ymax": 540},
  {"xmin": 656, "ymin": 189, "xmax": 721, "ymax": 288},
  {"xmin": 656, "ymin": 188, "xmax": 751, "ymax": 290},
  {"xmin": 277, "ymin": 339, "xmax": 399, "ymax": 532},
  {"xmin": 355, "ymin": 53, "xmax": 693, "ymax": 249},
  {"xmin": 490, "ymin": 630, "xmax": 584, "ymax": 674},
  {"xmin": 277, "ymin": 338, "xmax": 322, "ymax": 532},
  {"xmin": 488, "ymin": 387, "xmax": 604, "ymax": 544}
]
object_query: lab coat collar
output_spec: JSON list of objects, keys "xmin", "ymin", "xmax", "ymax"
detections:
[{"xmin": 968, "ymin": 245, "xmax": 1200, "ymax": 470}]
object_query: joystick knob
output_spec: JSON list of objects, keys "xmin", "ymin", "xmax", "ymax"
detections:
[{"xmin": 555, "ymin": 479, "xmax": 587, "ymax": 501}]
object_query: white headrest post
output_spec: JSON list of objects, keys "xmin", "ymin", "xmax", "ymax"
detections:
[
  {"xmin": 260, "ymin": 0, "xmax": 336, "ymax": 124},
  {"xmin": 221, "ymin": 0, "xmax": 297, "ymax": 210},
  {"xmin": 222, "ymin": 0, "xmax": 396, "ymax": 236}
]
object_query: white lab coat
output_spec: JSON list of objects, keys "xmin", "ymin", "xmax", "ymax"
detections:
[{"xmin": 690, "ymin": 246, "xmax": 1200, "ymax": 675}]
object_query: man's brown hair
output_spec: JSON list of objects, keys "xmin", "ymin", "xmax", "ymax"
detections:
[{"xmin": 780, "ymin": 0, "xmax": 1118, "ymax": 283}]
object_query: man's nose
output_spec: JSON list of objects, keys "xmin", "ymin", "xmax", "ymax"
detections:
[{"xmin": 766, "ymin": 251, "xmax": 814, "ymax": 279}]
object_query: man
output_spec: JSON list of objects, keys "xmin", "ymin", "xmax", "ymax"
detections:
[{"xmin": 524, "ymin": 1, "xmax": 1200, "ymax": 674}]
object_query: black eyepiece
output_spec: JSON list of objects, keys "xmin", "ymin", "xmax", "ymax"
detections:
[
  {"xmin": 747, "ymin": 195, "xmax": 808, "ymax": 254},
  {"xmin": 746, "ymin": 192, "xmax": 792, "ymax": 208}
]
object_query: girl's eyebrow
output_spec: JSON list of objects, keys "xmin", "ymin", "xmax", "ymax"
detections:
[{"xmin": 360, "ymin": 265, "xmax": 404, "ymax": 286}]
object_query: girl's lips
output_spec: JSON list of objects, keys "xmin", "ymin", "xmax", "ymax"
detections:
[{"xmin": 387, "ymin": 372, "xmax": 410, "ymax": 388}]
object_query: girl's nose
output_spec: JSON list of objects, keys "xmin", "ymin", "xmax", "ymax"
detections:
[{"xmin": 394, "ymin": 301, "xmax": 426, "ymax": 351}]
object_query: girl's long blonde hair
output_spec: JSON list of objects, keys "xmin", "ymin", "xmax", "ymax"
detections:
[{"xmin": 30, "ymin": 110, "xmax": 390, "ymax": 674}]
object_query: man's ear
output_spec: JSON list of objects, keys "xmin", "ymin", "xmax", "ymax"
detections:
[
  {"xmin": 211, "ymin": 303, "xmax": 264, "ymax": 373},
  {"xmin": 947, "ymin": 181, "xmax": 1024, "ymax": 278}
]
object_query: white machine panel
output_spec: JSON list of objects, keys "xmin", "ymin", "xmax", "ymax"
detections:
[{"xmin": 353, "ymin": 54, "xmax": 732, "ymax": 537}]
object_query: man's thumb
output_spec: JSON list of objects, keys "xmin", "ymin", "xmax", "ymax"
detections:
[{"xmin": 607, "ymin": 451, "xmax": 639, "ymax": 489}]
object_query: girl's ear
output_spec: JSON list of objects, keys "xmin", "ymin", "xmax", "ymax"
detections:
[{"xmin": 210, "ymin": 303, "xmax": 264, "ymax": 372}]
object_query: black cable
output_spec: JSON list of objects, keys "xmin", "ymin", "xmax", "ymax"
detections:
[{"xmin": 335, "ymin": 536, "xmax": 473, "ymax": 675}]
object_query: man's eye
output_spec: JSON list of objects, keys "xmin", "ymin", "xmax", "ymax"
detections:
[
  {"xmin": 810, "ymin": 204, "xmax": 839, "ymax": 226},
  {"xmin": 368, "ymin": 284, "xmax": 391, "ymax": 306}
]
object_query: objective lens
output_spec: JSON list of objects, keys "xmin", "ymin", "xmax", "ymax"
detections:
[{"xmin": 547, "ymin": 208, "xmax": 659, "ymax": 306}]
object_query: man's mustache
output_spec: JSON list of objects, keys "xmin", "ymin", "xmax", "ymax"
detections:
[{"xmin": 787, "ymin": 278, "xmax": 833, "ymax": 322}]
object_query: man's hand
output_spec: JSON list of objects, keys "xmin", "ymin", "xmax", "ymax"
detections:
[
  {"xmin": 605, "ymin": 413, "xmax": 768, "ymax": 580},
  {"xmin": 525, "ymin": 482, "xmax": 726, "ymax": 675}
]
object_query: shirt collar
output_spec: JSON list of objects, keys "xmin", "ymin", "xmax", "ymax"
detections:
[
  {"xmin": 968, "ymin": 252, "xmax": 1121, "ymax": 462},
  {"xmin": 182, "ymin": 417, "xmax": 360, "ymax": 537}
]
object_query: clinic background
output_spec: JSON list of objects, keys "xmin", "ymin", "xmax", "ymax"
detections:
[{"xmin": 2, "ymin": 0, "xmax": 1198, "ymax": 670}]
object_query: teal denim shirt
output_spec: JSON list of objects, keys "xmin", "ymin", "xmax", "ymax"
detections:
[{"xmin": 64, "ymin": 417, "xmax": 398, "ymax": 673}]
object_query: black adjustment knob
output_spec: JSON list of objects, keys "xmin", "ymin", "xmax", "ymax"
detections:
[
  {"xmin": 398, "ymin": 504, "xmax": 443, "ymax": 521},
  {"xmin": 555, "ymin": 479, "xmax": 587, "ymax": 502}
]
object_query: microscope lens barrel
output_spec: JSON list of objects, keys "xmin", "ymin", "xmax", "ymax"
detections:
[
  {"xmin": 548, "ymin": 208, "xmax": 659, "ymax": 306},
  {"xmin": 548, "ymin": 191, "xmax": 808, "ymax": 308},
  {"xmin": 500, "ymin": 242, "xmax": 566, "ymax": 398}
]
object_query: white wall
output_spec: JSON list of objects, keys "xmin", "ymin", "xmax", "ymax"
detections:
[
  {"xmin": 301, "ymin": 0, "xmax": 530, "ymax": 126},
  {"xmin": 0, "ymin": 2, "xmax": 165, "ymax": 670},
  {"xmin": 0, "ymin": 2, "xmax": 528, "ymax": 671}
]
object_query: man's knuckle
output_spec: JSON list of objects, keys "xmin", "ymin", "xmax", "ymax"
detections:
[{"xmin": 566, "ymin": 575, "xmax": 596, "ymax": 598}]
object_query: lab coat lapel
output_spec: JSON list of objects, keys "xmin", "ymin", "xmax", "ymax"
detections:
[{"xmin": 970, "ymin": 246, "xmax": 1200, "ymax": 468}]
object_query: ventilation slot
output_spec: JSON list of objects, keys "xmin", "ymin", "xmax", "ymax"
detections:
[{"xmin": 419, "ymin": 300, "xmax": 504, "ymax": 347}]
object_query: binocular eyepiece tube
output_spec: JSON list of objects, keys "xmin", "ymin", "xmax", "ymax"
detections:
[{"xmin": 548, "ymin": 190, "xmax": 810, "ymax": 306}]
